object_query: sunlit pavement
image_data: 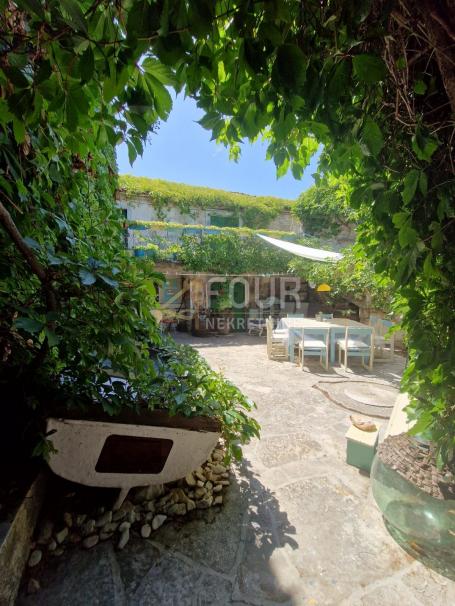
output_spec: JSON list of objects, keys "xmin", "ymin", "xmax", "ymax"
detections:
[{"xmin": 19, "ymin": 333, "xmax": 455, "ymax": 605}]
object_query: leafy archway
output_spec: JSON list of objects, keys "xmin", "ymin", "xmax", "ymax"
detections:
[{"xmin": 0, "ymin": 1, "xmax": 453, "ymax": 464}]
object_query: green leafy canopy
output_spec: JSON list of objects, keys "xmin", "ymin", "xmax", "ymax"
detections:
[{"xmin": 1, "ymin": 0, "xmax": 454, "ymax": 467}]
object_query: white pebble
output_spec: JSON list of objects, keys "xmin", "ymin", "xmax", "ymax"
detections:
[
  {"xmin": 185, "ymin": 473, "xmax": 196, "ymax": 486},
  {"xmin": 55, "ymin": 527, "xmax": 68, "ymax": 544},
  {"xmin": 117, "ymin": 528, "xmax": 130, "ymax": 550},
  {"xmin": 47, "ymin": 539, "xmax": 57, "ymax": 552},
  {"xmin": 82, "ymin": 519, "xmax": 96, "ymax": 536},
  {"xmin": 211, "ymin": 463, "xmax": 227, "ymax": 474},
  {"xmin": 27, "ymin": 578, "xmax": 40, "ymax": 594},
  {"xmin": 95, "ymin": 510, "xmax": 112, "ymax": 527},
  {"xmin": 28, "ymin": 550, "xmax": 42, "ymax": 568},
  {"xmin": 141, "ymin": 523, "xmax": 152, "ymax": 538},
  {"xmin": 82, "ymin": 535, "xmax": 99, "ymax": 549},
  {"xmin": 152, "ymin": 514, "xmax": 167, "ymax": 530}
]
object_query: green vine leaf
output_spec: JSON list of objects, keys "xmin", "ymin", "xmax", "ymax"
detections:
[
  {"xmin": 15, "ymin": 317, "xmax": 44, "ymax": 334},
  {"xmin": 401, "ymin": 169, "xmax": 420, "ymax": 204},
  {"xmin": 361, "ymin": 118, "xmax": 384, "ymax": 157},
  {"xmin": 79, "ymin": 269, "xmax": 97, "ymax": 285},
  {"xmin": 352, "ymin": 54, "xmax": 387, "ymax": 83},
  {"xmin": 80, "ymin": 46, "xmax": 95, "ymax": 83},
  {"xmin": 60, "ymin": 0, "xmax": 88, "ymax": 34},
  {"xmin": 272, "ymin": 45, "xmax": 308, "ymax": 90},
  {"xmin": 398, "ymin": 225, "xmax": 418, "ymax": 247}
]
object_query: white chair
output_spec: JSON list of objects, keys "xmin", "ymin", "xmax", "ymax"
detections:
[
  {"xmin": 369, "ymin": 317, "xmax": 395, "ymax": 359},
  {"xmin": 266, "ymin": 318, "xmax": 288, "ymax": 360},
  {"xmin": 247, "ymin": 309, "xmax": 266, "ymax": 335},
  {"xmin": 320, "ymin": 313, "xmax": 333, "ymax": 320},
  {"xmin": 315, "ymin": 312, "xmax": 333, "ymax": 321},
  {"xmin": 298, "ymin": 327, "xmax": 330, "ymax": 370},
  {"xmin": 337, "ymin": 327, "xmax": 374, "ymax": 370}
]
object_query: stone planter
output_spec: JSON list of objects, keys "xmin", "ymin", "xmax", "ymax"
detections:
[
  {"xmin": 129, "ymin": 224, "xmax": 148, "ymax": 231},
  {"xmin": 371, "ymin": 433, "xmax": 455, "ymax": 579},
  {"xmin": 0, "ymin": 474, "xmax": 46, "ymax": 606},
  {"xmin": 46, "ymin": 409, "xmax": 221, "ymax": 509}
]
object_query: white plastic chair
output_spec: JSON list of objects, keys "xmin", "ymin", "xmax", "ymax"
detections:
[
  {"xmin": 247, "ymin": 308, "xmax": 266, "ymax": 335},
  {"xmin": 369, "ymin": 317, "xmax": 395, "ymax": 359},
  {"xmin": 266, "ymin": 318, "xmax": 288, "ymax": 360},
  {"xmin": 337, "ymin": 327, "xmax": 374, "ymax": 370},
  {"xmin": 298, "ymin": 327, "xmax": 330, "ymax": 370}
]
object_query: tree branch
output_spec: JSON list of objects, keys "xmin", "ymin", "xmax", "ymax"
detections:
[
  {"xmin": 421, "ymin": 0, "xmax": 455, "ymax": 116},
  {"xmin": 0, "ymin": 199, "xmax": 57, "ymax": 311}
]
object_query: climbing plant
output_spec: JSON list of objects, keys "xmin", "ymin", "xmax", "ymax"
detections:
[
  {"xmin": 119, "ymin": 175, "xmax": 293, "ymax": 228},
  {"xmin": 128, "ymin": 219, "xmax": 300, "ymax": 240},
  {"xmin": 178, "ymin": 233, "xmax": 293, "ymax": 275},
  {"xmin": 289, "ymin": 247, "xmax": 395, "ymax": 313},
  {"xmin": 1, "ymin": 1, "xmax": 455, "ymax": 466},
  {"xmin": 293, "ymin": 179, "xmax": 358, "ymax": 238}
]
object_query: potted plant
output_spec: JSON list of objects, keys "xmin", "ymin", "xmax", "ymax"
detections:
[
  {"xmin": 370, "ymin": 400, "xmax": 455, "ymax": 579},
  {"xmin": 45, "ymin": 342, "xmax": 259, "ymax": 509}
]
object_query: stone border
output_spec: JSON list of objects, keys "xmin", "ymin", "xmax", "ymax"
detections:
[
  {"xmin": 0, "ymin": 472, "xmax": 46, "ymax": 606},
  {"xmin": 313, "ymin": 380, "xmax": 396, "ymax": 419}
]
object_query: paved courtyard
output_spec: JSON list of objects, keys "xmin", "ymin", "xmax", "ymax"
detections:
[{"xmin": 20, "ymin": 334, "xmax": 455, "ymax": 605}]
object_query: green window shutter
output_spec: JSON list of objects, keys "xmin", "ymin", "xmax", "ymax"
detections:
[{"xmin": 210, "ymin": 214, "xmax": 239, "ymax": 227}]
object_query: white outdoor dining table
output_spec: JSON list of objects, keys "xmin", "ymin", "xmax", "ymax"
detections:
[{"xmin": 277, "ymin": 317, "xmax": 371, "ymax": 363}]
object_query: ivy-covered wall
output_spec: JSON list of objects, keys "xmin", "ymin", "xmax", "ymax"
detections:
[
  {"xmin": 117, "ymin": 175, "xmax": 300, "ymax": 231},
  {"xmin": 128, "ymin": 220, "xmax": 301, "ymax": 241}
]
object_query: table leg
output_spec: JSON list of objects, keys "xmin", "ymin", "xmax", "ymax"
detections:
[
  {"xmin": 289, "ymin": 333, "xmax": 294, "ymax": 362},
  {"xmin": 330, "ymin": 329, "xmax": 336, "ymax": 364}
]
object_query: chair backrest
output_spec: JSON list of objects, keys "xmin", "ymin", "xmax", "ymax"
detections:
[
  {"xmin": 320, "ymin": 313, "xmax": 333, "ymax": 320},
  {"xmin": 266, "ymin": 318, "xmax": 273, "ymax": 354},
  {"xmin": 286, "ymin": 326, "xmax": 302, "ymax": 353},
  {"xmin": 344, "ymin": 326, "xmax": 373, "ymax": 347},
  {"xmin": 302, "ymin": 327, "xmax": 330, "ymax": 347},
  {"xmin": 371, "ymin": 318, "xmax": 394, "ymax": 337},
  {"xmin": 288, "ymin": 326, "xmax": 302, "ymax": 341},
  {"xmin": 283, "ymin": 301, "xmax": 295, "ymax": 314}
]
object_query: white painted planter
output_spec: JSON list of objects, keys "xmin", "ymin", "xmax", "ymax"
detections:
[{"xmin": 46, "ymin": 415, "xmax": 220, "ymax": 508}]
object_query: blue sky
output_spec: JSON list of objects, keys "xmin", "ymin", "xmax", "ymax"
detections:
[{"xmin": 116, "ymin": 95, "xmax": 318, "ymax": 201}]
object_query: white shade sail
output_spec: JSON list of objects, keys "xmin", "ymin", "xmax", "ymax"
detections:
[{"xmin": 257, "ymin": 234, "xmax": 343, "ymax": 263}]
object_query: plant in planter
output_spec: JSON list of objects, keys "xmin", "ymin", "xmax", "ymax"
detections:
[
  {"xmin": 46, "ymin": 340, "xmax": 260, "ymax": 507},
  {"xmin": 371, "ymin": 433, "xmax": 455, "ymax": 579}
]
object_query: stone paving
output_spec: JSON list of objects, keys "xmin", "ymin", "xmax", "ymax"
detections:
[{"xmin": 19, "ymin": 333, "xmax": 455, "ymax": 605}]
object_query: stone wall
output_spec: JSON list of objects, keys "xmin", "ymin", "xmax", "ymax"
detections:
[
  {"xmin": 268, "ymin": 210, "xmax": 301, "ymax": 233},
  {"xmin": 117, "ymin": 194, "xmax": 300, "ymax": 232}
]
